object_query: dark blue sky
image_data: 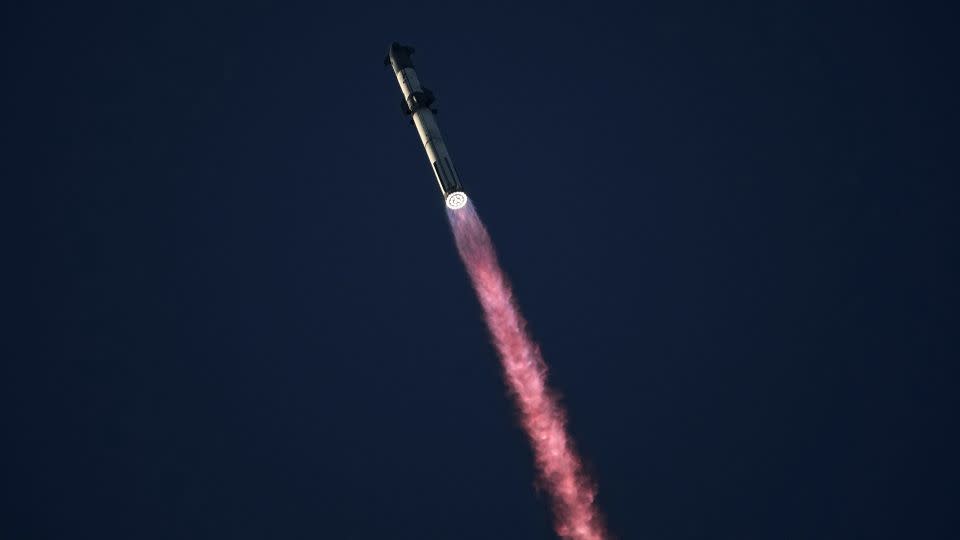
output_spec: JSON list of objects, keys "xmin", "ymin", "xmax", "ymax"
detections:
[{"xmin": 5, "ymin": 2, "xmax": 958, "ymax": 539}]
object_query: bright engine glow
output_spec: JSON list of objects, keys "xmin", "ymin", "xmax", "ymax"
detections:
[{"xmin": 445, "ymin": 191, "xmax": 468, "ymax": 210}]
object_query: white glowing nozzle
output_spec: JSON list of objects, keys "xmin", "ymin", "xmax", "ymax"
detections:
[{"xmin": 445, "ymin": 192, "xmax": 468, "ymax": 210}]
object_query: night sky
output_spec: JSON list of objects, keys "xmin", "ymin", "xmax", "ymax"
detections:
[{"xmin": 5, "ymin": 2, "xmax": 958, "ymax": 539}]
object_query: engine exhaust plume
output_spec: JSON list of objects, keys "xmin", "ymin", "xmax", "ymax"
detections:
[{"xmin": 447, "ymin": 200, "xmax": 607, "ymax": 540}]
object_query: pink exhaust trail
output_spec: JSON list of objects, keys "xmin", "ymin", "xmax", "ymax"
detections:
[{"xmin": 447, "ymin": 201, "xmax": 607, "ymax": 540}]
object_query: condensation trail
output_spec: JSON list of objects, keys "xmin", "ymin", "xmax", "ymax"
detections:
[{"xmin": 447, "ymin": 201, "xmax": 607, "ymax": 540}]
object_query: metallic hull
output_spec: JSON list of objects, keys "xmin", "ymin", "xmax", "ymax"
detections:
[{"xmin": 386, "ymin": 43, "xmax": 467, "ymax": 209}]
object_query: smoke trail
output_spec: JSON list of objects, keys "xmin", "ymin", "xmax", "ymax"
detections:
[{"xmin": 447, "ymin": 200, "xmax": 607, "ymax": 540}]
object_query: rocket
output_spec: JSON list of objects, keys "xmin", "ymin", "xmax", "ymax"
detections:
[{"xmin": 385, "ymin": 42, "xmax": 468, "ymax": 210}]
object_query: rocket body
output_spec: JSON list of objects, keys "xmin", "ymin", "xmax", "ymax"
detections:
[{"xmin": 386, "ymin": 43, "xmax": 468, "ymax": 210}]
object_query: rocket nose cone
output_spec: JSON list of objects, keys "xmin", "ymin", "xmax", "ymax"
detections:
[{"xmin": 388, "ymin": 42, "xmax": 415, "ymax": 71}]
